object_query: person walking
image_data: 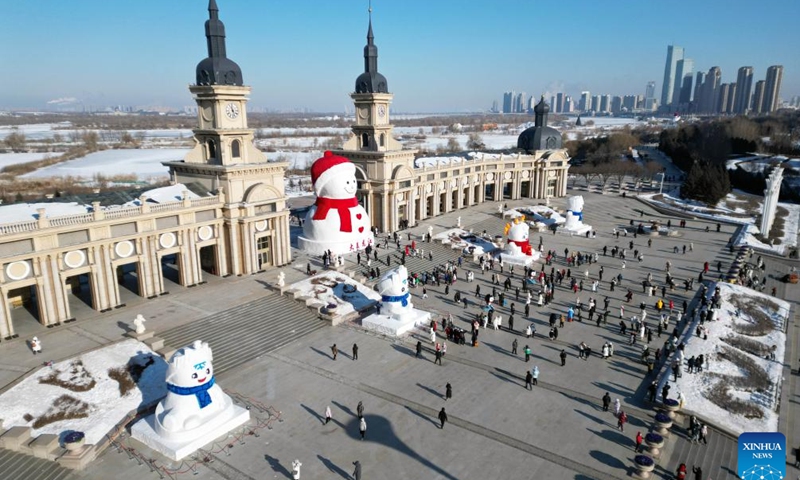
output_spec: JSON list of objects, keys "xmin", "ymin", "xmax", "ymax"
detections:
[
  {"xmin": 359, "ymin": 417, "xmax": 367, "ymax": 440},
  {"xmin": 357, "ymin": 401, "xmax": 364, "ymax": 419},
  {"xmin": 512, "ymin": 338, "xmax": 518, "ymax": 355},
  {"xmin": 434, "ymin": 349, "xmax": 443, "ymax": 366},
  {"xmin": 330, "ymin": 344, "xmax": 338, "ymax": 360},
  {"xmin": 325, "ymin": 406, "xmax": 332, "ymax": 424},
  {"xmin": 617, "ymin": 410, "xmax": 627, "ymax": 432},
  {"xmin": 438, "ymin": 407, "xmax": 448, "ymax": 429},
  {"xmin": 352, "ymin": 461, "xmax": 362, "ymax": 480},
  {"xmin": 445, "ymin": 382, "xmax": 452, "ymax": 401},
  {"xmin": 647, "ymin": 381, "xmax": 657, "ymax": 403},
  {"xmin": 699, "ymin": 424, "xmax": 708, "ymax": 445},
  {"xmin": 31, "ymin": 337, "xmax": 42, "ymax": 355},
  {"xmin": 352, "ymin": 343, "xmax": 359, "ymax": 360},
  {"xmin": 532, "ymin": 365, "xmax": 539, "ymax": 385},
  {"xmin": 525, "ymin": 371, "xmax": 533, "ymax": 390},
  {"xmin": 524, "ymin": 345, "xmax": 531, "ymax": 362},
  {"xmin": 691, "ymin": 466, "xmax": 702, "ymax": 480},
  {"xmin": 602, "ymin": 392, "xmax": 611, "ymax": 411},
  {"xmin": 560, "ymin": 349, "xmax": 567, "ymax": 366},
  {"xmin": 415, "ymin": 341, "xmax": 422, "ymax": 358},
  {"xmin": 613, "ymin": 398, "xmax": 621, "ymax": 416},
  {"xmin": 635, "ymin": 431, "xmax": 643, "ymax": 452}
]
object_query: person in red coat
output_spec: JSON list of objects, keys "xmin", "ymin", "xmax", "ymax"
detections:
[{"xmin": 635, "ymin": 431, "xmax": 643, "ymax": 452}]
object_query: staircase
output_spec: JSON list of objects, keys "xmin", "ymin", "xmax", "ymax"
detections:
[
  {"xmin": 663, "ymin": 417, "xmax": 739, "ymax": 480},
  {"xmin": 158, "ymin": 293, "xmax": 326, "ymax": 374},
  {"xmin": 0, "ymin": 448, "xmax": 74, "ymax": 480}
]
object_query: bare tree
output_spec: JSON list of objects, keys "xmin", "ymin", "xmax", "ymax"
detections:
[
  {"xmin": 446, "ymin": 137, "xmax": 461, "ymax": 152},
  {"xmin": 4, "ymin": 131, "xmax": 26, "ymax": 151}
]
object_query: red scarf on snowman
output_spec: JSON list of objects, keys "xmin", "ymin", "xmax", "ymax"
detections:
[{"xmin": 313, "ymin": 196, "xmax": 359, "ymax": 232}]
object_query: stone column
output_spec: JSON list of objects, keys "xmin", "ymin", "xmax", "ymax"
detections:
[
  {"xmin": 0, "ymin": 288, "xmax": 11, "ymax": 338},
  {"xmin": 50, "ymin": 255, "xmax": 69, "ymax": 321},
  {"xmin": 37, "ymin": 257, "xmax": 56, "ymax": 325},
  {"xmin": 760, "ymin": 167, "xmax": 784, "ymax": 236}
]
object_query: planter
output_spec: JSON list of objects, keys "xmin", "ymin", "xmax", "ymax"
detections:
[
  {"xmin": 654, "ymin": 412, "xmax": 673, "ymax": 436},
  {"xmin": 645, "ymin": 433, "xmax": 665, "ymax": 458},
  {"xmin": 323, "ymin": 303, "xmax": 338, "ymax": 315},
  {"xmin": 662, "ymin": 399, "xmax": 680, "ymax": 419},
  {"xmin": 634, "ymin": 455, "xmax": 655, "ymax": 478},
  {"xmin": 63, "ymin": 431, "xmax": 85, "ymax": 451}
]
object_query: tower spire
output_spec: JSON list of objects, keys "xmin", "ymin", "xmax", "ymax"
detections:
[
  {"xmin": 354, "ymin": 2, "xmax": 387, "ymax": 93},
  {"xmin": 367, "ymin": 1, "xmax": 373, "ymax": 44},
  {"xmin": 195, "ymin": 0, "xmax": 243, "ymax": 86}
]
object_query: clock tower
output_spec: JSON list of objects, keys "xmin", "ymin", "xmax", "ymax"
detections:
[
  {"xmin": 164, "ymin": 0, "xmax": 291, "ymax": 274},
  {"xmin": 334, "ymin": 10, "xmax": 417, "ymax": 233}
]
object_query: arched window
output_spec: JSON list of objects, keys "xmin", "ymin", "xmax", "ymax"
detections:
[
  {"xmin": 207, "ymin": 139, "xmax": 217, "ymax": 162},
  {"xmin": 231, "ymin": 140, "xmax": 241, "ymax": 158},
  {"xmin": 379, "ymin": 133, "xmax": 385, "ymax": 148},
  {"xmin": 361, "ymin": 133, "xmax": 369, "ymax": 149}
]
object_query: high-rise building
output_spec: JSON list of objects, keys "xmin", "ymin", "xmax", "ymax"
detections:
[
  {"xmin": 661, "ymin": 45, "xmax": 684, "ymax": 108},
  {"xmin": 502, "ymin": 91, "xmax": 514, "ymax": 113},
  {"xmin": 734, "ymin": 66, "xmax": 753, "ymax": 114},
  {"xmin": 701, "ymin": 67, "xmax": 721, "ymax": 113},
  {"xmin": 563, "ymin": 96, "xmax": 573, "ymax": 113},
  {"xmin": 644, "ymin": 81, "xmax": 656, "ymax": 110},
  {"xmin": 556, "ymin": 93, "xmax": 565, "ymax": 113},
  {"xmin": 514, "ymin": 92, "xmax": 527, "ymax": 113},
  {"xmin": 673, "ymin": 58, "xmax": 693, "ymax": 105},
  {"xmin": 599, "ymin": 95, "xmax": 611, "ymax": 113},
  {"xmin": 610, "ymin": 96, "xmax": 623, "ymax": 114},
  {"xmin": 752, "ymin": 80, "xmax": 766, "ymax": 113},
  {"xmin": 550, "ymin": 96, "xmax": 556, "ymax": 112},
  {"xmin": 591, "ymin": 95, "xmax": 601, "ymax": 112},
  {"xmin": 763, "ymin": 65, "xmax": 784, "ymax": 113},
  {"xmin": 527, "ymin": 96, "xmax": 536, "ymax": 112},
  {"xmin": 693, "ymin": 71, "xmax": 706, "ymax": 112},
  {"xmin": 679, "ymin": 74, "xmax": 693, "ymax": 106},
  {"xmin": 718, "ymin": 83, "xmax": 731, "ymax": 114},
  {"xmin": 622, "ymin": 95, "xmax": 637, "ymax": 112},
  {"xmin": 579, "ymin": 91, "xmax": 591, "ymax": 112}
]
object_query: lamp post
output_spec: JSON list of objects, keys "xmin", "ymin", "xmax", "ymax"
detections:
[{"xmin": 657, "ymin": 172, "xmax": 665, "ymax": 195}]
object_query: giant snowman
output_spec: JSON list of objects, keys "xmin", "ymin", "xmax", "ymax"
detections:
[
  {"xmin": 131, "ymin": 340, "xmax": 250, "ymax": 460},
  {"xmin": 562, "ymin": 195, "xmax": 592, "ymax": 234},
  {"xmin": 297, "ymin": 151, "xmax": 374, "ymax": 255}
]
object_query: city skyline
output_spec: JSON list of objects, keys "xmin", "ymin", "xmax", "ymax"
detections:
[{"xmin": 2, "ymin": 0, "xmax": 799, "ymax": 113}]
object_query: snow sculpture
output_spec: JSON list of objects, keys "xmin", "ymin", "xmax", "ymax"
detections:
[
  {"xmin": 376, "ymin": 265, "xmax": 414, "ymax": 320},
  {"xmin": 562, "ymin": 195, "xmax": 592, "ymax": 235},
  {"xmin": 456, "ymin": 216, "xmax": 461, "ymax": 228},
  {"xmin": 504, "ymin": 216, "xmax": 533, "ymax": 256},
  {"xmin": 362, "ymin": 265, "xmax": 431, "ymax": 336},
  {"xmin": 133, "ymin": 314, "xmax": 147, "ymax": 334},
  {"xmin": 277, "ymin": 271, "xmax": 286, "ymax": 287},
  {"xmin": 297, "ymin": 151, "xmax": 374, "ymax": 255},
  {"xmin": 131, "ymin": 340, "xmax": 250, "ymax": 460}
]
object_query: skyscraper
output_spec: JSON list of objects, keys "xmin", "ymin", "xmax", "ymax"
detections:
[
  {"xmin": 673, "ymin": 58, "xmax": 693, "ymax": 105},
  {"xmin": 556, "ymin": 93, "xmax": 565, "ymax": 113},
  {"xmin": 701, "ymin": 67, "xmax": 721, "ymax": 113},
  {"xmin": 661, "ymin": 45, "xmax": 684, "ymax": 108},
  {"xmin": 679, "ymin": 74, "xmax": 693, "ymax": 106},
  {"xmin": 718, "ymin": 83, "xmax": 731, "ymax": 114},
  {"xmin": 752, "ymin": 80, "xmax": 766, "ymax": 114},
  {"xmin": 591, "ymin": 95, "xmax": 601, "ymax": 112},
  {"xmin": 734, "ymin": 66, "xmax": 753, "ymax": 114},
  {"xmin": 514, "ymin": 92, "xmax": 527, "ymax": 113},
  {"xmin": 600, "ymin": 95, "xmax": 611, "ymax": 113},
  {"xmin": 579, "ymin": 91, "xmax": 591, "ymax": 112},
  {"xmin": 564, "ymin": 96, "xmax": 573, "ymax": 113},
  {"xmin": 763, "ymin": 65, "xmax": 784, "ymax": 113},
  {"xmin": 693, "ymin": 71, "xmax": 706, "ymax": 112},
  {"xmin": 726, "ymin": 83, "xmax": 737, "ymax": 114},
  {"xmin": 644, "ymin": 81, "xmax": 656, "ymax": 110},
  {"xmin": 502, "ymin": 91, "xmax": 514, "ymax": 113}
]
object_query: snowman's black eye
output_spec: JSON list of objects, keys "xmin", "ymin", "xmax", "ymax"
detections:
[
  {"xmin": 206, "ymin": 368, "xmax": 211, "ymax": 375},
  {"xmin": 192, "ymin": 373, "xmax": 198, "ymax": 379}
]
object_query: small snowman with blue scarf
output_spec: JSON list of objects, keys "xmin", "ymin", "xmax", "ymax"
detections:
[
  {"xmin": 376, "ymin": 265, "xmax": 413, "ymax": 319},
  {"xmin": 155, "ymin": 340, "xmax": 231, "ymax": 438}
]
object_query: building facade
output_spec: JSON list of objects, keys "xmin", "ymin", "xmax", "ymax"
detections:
[
  {"xmin": 734, "ymin": 66, "xmax": 753, "ymax": 114},
  {"xmin": 763, "ymin": 65, "xmax": 784, "ymax": 114},
  {"xmin": 661, "ymin": 45, "xmax": 684, "ymax": 108},
  {"xmin": 0, "ymin": 1, "xmax": 290, "ymax": 337},
  {"xmin": 333, "ymin": 18, "xmax": 569, "ymax": 234}
]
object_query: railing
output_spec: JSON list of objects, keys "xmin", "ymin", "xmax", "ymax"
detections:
[
  {"xmin": 0, "ymin": 220, "xmax": 38, "ymax": 235},
  {"xmin": 0, "ymin": 195, "xmax": 222, "ymax": 234}
]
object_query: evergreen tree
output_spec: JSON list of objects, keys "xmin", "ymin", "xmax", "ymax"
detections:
[{"xmin": 681, "ymin": 161, "xmax": 731, "ymax": 206}]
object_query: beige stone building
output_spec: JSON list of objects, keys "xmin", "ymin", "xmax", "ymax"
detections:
[
  {"xmin": 334, "ymin": 20, "xmax": 570, "ymax": 234},
  {"xmin": 0, "ymin": 2, "xmax": 290, "ymax": 338}
]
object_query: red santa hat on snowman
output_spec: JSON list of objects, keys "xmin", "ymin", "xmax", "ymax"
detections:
[{"xmin": 311, "ymin": 151, "xmax": 359, "ymax": 232}]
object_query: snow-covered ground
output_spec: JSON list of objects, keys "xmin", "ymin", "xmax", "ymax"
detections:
[
  {"xmin": 287, "ymin": 271, "xmax": 381, "ymax": 316},
  {"xmin": 0, "ymin": 339, "xmax": 167, "ymax": 444},
  {"xmin": 670, "ymin": 283, "xmax": 788, "ymax": 436},
  {"xmin": 505, "ymin": 206, "xmax": 566, "ymax": 227},
  {"xmin": 433, "ymin": 228, "xmax": 498, "ymax": 255},
  {"xmin": 640, "ymin": 191, "xmax": 799, "ymax": 255},
  {"xmin": 20, "ymin": 148, "xmax": 189, "ymax": 181}
]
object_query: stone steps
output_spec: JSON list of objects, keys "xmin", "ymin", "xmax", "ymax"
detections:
[
  {"xmin": 0, "ymin": 447, "xmax": 73, "ymax": 480},
  {"xmin": 158, "ymin": 293, "xmax": 326, "ymax": 375},
  {"xmin": 663, "ymin": 417, "xmax": 738, "ymax": 480}
]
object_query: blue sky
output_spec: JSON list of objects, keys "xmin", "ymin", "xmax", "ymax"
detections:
[{"xmin": 2, "ymin": 0, "xmax": 798, "ymax": 112}]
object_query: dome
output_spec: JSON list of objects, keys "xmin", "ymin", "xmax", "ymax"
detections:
[
  {"xmin": 196, "ymin": 57, "xmax": 243, "ymax": 86},
  {"xmin": 517, "ymin": 126, "xmax": 563, "ymax": 152},
  {"xmin": 355, "ymin": 71, "xmax": 388, "ymax": 94},
  {"xmin": 534, "ymin": 96, "xmax": 550, "ymax": 115}
]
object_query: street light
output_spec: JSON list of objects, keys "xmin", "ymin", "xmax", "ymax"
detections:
[{"xmin": 656, "ymin": 172, "xmax": 665, "ymax": 195}]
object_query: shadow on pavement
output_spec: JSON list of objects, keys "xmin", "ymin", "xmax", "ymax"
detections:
[
  {"xmin": 416, "ymin": 382, "xmax": 444, "ymax": 399},
  {"xmin": 299, "ymin": 403, "xmax": 325, "ymax": 424},
  {"xmin": 264, "ymin": 454, "xmax": 293, "ymax": 479},
  {"xmin": 316, "ymin": 454, "xmax": 351, "ymax": 479}
]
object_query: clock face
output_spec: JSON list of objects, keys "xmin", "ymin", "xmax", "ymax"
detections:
[
  {"xmin": 377, "ymin": 105, "xmax": 386, "ymax": 118},
  {"xmin": 225, "ymin": 103, "xmax": 240, "ymax": 120}
]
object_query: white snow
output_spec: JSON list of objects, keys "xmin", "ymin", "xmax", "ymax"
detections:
[
  {"xmin": 0, "ymin": 202, "xmax": 91, "ymax": 224},
  {"xmin": 0, "ymin": 339, "xmax": 167, "ymax": 445},
  {"xmin": 670, "ymin": 283, "xmax": 788, "ymax": 436},
  {"xmin": 287, "ymin": 271, "xmax": 381, "ymax": 317},
  {"xmin": 122, "ymin": 183, "xmax": 201, "ymax": 206},
  {"xmin": 505, "ymin": 206, "xmax": 566, "ymax": 227},
  {"xmin": 20, "ymin": 148, "xmax": 190, "ymax": 181},
  {"xmin": 433, "ymin": 228, "xmax": 498, "ymax": 255}
]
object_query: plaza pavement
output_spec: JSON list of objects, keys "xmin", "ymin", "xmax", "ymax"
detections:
[{"xmin": 0, "ymin": 186, "xmax": 797, "ymax": 480}]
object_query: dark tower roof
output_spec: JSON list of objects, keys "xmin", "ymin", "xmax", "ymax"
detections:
[
  {"xmin": 354, "ymin": 10, "xmax": 388, "ymax": 94},
  {"xmin": 517, "ymin": 96, "xmax": 562, "ymax": 152},
  {"xmin": 195, "ymin": 0, "xmax": 243, "ymax": 86}
]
